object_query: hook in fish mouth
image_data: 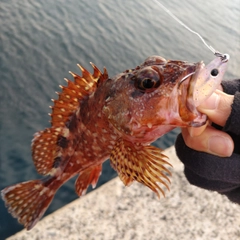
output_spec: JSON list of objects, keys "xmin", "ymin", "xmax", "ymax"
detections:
[{"xmin": 178, "ymin": 72, "xmax": 196, "ymax": 89}]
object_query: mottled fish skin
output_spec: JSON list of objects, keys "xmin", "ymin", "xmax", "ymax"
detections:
[{"xmin": 1, "ymin": 55, "xmax": 228, "ymax": 230}]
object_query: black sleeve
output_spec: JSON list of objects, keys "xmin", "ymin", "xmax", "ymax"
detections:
[
  {"xmin": 224, "ymin": 92, "xmax": 240, "ymax": 136},
  {"xmin": 222, "ymin": 79, "xmax": 240, "ymax": 95},
  {"xmin": 222, "ymin": 79, "xmax": 240, "ymax": 150},
  {"xmin": 175, "ymin": 134, "xmax": 240, "ymax": 204},
  {"xmin": 175, "ymin": 79, "xmax": 240, "ymax": 204}
]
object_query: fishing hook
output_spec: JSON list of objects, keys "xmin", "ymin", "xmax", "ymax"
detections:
[{"xmin": 178, "ymin": 72, "xmax": 195, "ymax": 89}]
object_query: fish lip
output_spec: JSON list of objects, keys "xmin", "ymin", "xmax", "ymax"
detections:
[
  {"xmin": 185, "ymin": 61, "xmax": 205, "ymax": 111},
  {"xmin": 186, "ymin": 61, "xmax": 208, "ymax": 126},
  {"xmin": 177, "ymin": 61, "xmax": 207, "ymax": 126}
]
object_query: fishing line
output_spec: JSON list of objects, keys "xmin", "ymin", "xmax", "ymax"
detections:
[{"xmin": 152, "ymin": 0, "xmax": 218, "ymax": 56}]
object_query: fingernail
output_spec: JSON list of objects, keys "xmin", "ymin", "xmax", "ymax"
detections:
[
  {"xmin": 199, "ymin": 92, "xmax": 220, "ymax": 111},
  {"xmin": 208, "ymin": 136, "xmax": 233, "ymax": 157}
]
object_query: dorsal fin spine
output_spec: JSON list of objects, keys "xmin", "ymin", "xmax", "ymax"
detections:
[
  {"xmin": 90, "ymin": 62, "xmax": 102, "ymax": 80},
  {"xmin": 50, "ymin": 63, "xmax": 107, "ymax": 127}
]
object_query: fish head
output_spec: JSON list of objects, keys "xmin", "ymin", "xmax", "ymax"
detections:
[{"xmin": 103, "ymin": 55, "xmax": 228, "ymax": 143}]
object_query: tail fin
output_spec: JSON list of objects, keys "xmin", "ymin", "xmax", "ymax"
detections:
[{"xmin": 1, "ymin": 179, "xmax": 55, "ymax": 230}]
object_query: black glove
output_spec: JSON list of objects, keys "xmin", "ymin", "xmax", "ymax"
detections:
[{"xmin": 175, "ymin": 81, "xmax": 240, "ymax": 204}]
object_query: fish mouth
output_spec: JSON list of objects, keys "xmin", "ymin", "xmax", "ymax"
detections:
[{"xmin": 177, "ymin": 62, "xmax": 207, "ymax": 127}]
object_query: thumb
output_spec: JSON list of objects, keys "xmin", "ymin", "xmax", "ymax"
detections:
[{"xmin": 197, "ymin": 89, "xmax": 234, "ymax": 127}]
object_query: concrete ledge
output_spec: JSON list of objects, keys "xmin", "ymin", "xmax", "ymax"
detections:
[{"xmin": 8, "ymin": 146, "xmax": 240, "ymax": 240}]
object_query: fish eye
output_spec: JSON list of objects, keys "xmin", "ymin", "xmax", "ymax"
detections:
[
  {"xmin": 133, "ymin": 67, "xmax": 161, "ymax": 92},
  {"xmin": 211, "ymin": 68, "xmax": 219, "ymax": 77},
  {"xmin": 141, "ymin": 78, "xmax": 156, "ymax": 89}
]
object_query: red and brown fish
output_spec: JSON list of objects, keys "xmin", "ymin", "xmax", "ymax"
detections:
[{"xmin": 1, "ymin": 54, "xmax": 228, "ymax": 230}]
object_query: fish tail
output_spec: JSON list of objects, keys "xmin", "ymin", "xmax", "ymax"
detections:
[{"xmin": 1, "ymin": 177, "xmax": 56, "ymax": 230}]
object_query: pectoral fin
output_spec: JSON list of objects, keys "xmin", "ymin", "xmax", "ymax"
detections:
[{"xmin": 110, "ymin": 138, "xmax": 172, "ymax": 198}]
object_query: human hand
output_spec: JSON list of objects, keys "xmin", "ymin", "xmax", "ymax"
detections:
[
  {"xmin": 181, "ymin": 88, "xmax": 234, "ymax": 157},
  {"xmin": 175, "ymin": 84, "xmax": 240, "ymax": 204}
]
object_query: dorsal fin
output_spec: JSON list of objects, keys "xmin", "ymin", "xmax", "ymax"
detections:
[
  {"xmin": 31, "ymin": 63, "xmax": 108, "ymax": 175},
  {"xmin": 50, "ymin": 63, "xmax": 108, "ymax": 127}
]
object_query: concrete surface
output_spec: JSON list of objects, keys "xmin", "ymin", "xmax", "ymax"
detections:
[{"xmin": 7, "ymin": 146, "xmax": 240, "ymax": 240}]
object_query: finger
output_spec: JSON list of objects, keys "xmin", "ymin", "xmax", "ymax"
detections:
[
  {"xmin": 187, "ymin": 120, "xmax": 209, "ymax": 137},
  {"xmin": 197, "ymin": 90, "xmax": 234, "ymax": 127},
  {"xmin": 182, "ymin": 126, "xmax": 234, "ymax": 157}
]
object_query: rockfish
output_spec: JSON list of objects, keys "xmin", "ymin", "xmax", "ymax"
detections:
[{"xmin": 1, "ymin": 55, "xmax": 228, "ymax": 230}]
